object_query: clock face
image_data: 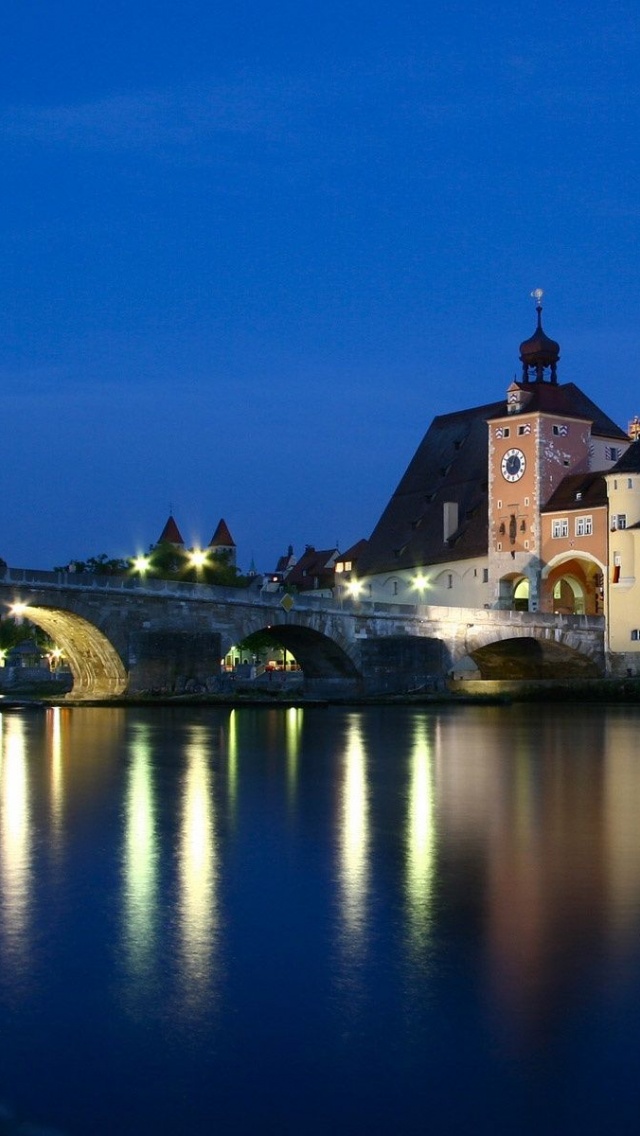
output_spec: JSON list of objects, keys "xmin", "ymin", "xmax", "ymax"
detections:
[{"xmin": 501, "ymin": 448, "xmax": 526, "ymax": 482}]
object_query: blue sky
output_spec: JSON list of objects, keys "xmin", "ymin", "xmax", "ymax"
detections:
[{"xmin": 3, "ymin": 1, "xmax": 640, "ymax": 571}]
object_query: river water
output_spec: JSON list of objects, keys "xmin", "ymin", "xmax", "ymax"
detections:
[{"xmin": 1, "ymin": 701, "xmax": 640, "ymax": 1134}]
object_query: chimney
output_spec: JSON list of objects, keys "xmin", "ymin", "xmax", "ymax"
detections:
[{"xmin": 443, "ymin": 502, "xmax": 458, "ymax": 543}]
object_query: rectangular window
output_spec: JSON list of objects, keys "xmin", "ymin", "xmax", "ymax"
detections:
[
  {"xmin": 552, "ymin": 519, "xmax": 569, "ymax": 539},
  {"xmin": 447, "ymin": 574, "xmax": 453, "ymax": 589},
  {"xmin": 524, "ymin": 540, "xmax": 529, "ymax": 549},
  {"xmin": 524, "ymin": 497, "xmax": 530, "ymax": 507},
  {"xmin": 575, "ymin": 515, "xmax": 593, "ymax": 537},
  {"xmin": 631, "ymin": 630, "xmax": 640, "ymax": 641},
  {"xmin": 628, "ymin": 479, "xmax": 634, "ymax": 489},
  {"xmin": 497, "ymin": 500, "xmax": 502, "ymax": 510},
  {"xmin": 614, "ymin": 514, "xmax": 627, "ymax": 530},
  {"xmin": 482, "ymin": 568, "xmax": 489, "ymax": 583}
]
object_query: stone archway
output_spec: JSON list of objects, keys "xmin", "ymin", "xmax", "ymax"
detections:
[
  {"xmin": 14, "ymin": 604, "xmax": 127, "ymax": 697},
  {"xmin": 467, "ymin": 636, "xmax": 601, "ymax": 679},
  {"xmin": 542, "ymin": 556, "xmax": 605, "ymax": 616},
  {"xmin": 498, "ymin": 572, "xmax": 530, "ymax": 611},
  {"xmin": 227, "ymin": 622, "xmax": 363, "ymax": 696}
]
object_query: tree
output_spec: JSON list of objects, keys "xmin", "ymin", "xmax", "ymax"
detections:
[
  {"xmin": 0, "ymin": 617, "xmax": 53, "ymax": 652},
  {"xmin": 54, "ymin": 553, "xmax": 129, "ymax": 575}
]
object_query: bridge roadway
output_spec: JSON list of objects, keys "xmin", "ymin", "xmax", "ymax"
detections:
[{"xmin": 0, "ymin": 567, "xmax": 606, "ymax": 698}]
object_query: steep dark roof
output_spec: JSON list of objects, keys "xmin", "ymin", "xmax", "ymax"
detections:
[
  {"xmin": 286, "ymin": 546, "xmax": 337, "ymax": 590},
  {"xmin": 358, "ymin": 400, "xmax": 504, "ymax": 575},
  {"xmin": 610, "ymin": 438, "xmax": 640, "ymax": 473},
  {"xmin": 209, "ymin": 518, "xmax": 235, "ymax": 547},
  {"xmin": 157, "ymin": 515, "xmax": 184, "ymax": 545},
  {"xmin": 335, "ymin": 538, "xmax": 368, "ymax": 567},
  {"xmin": 540, "ymin": 472, "xmax": 608, "ymax": 513}
]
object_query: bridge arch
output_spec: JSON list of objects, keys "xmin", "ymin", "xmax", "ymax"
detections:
[
  {"xmin": 453, "ymin": 633, "xmax": 601, "ymax": 680},
  {"xmin": 13, "ymin": 604, "xmax": 127, "ymax": 697},
  {"xmin": 224, "ymin": 618, "xmax": 363, "ymax": 693}
]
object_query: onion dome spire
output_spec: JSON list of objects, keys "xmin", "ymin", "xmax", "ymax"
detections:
[{"xmin": 519, "ymin": 288, "xmax": 560, "ymax": 384}]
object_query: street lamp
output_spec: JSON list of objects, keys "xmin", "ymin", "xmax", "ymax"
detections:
[
  {"xmin": 132, "ymin": 555, "xmax": 151, "ymax": 575},
  {"xmin": 188, "ymin": 549, "xmax": 209, "ymax": 571}
]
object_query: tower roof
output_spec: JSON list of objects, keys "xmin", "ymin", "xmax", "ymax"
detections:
[
  {"xmin": 157, "ymin": 514, "xmax": 184, "ymax": 546},
  {"xmin": 209, "ymin": 518, "xmax": 235, "ymax": 548},
  {"xmin": 519, "ymin": 290, "xmax": 560, "ymax": 382}
]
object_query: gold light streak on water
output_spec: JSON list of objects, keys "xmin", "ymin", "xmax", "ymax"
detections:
[
  {"xmin": 405, "ymin": 717, "xmax": 436, "ymax": 952},
  {"xmin": 47, "ymin": 707, "xmax": 64, "ymax": 840},
  {"xmin": 122, "ymin": 724, "xmax": 158, "ymax": 982},
  {"xmin": 178, "ymin": 724, "xmax": 217, "ymax": 1002},
  {"xmin": 286, "ymin": 707, "xmax": 302, "ymax": 800},
  {"xmin": 338, "ymin": 715, "xmax": 369, "ymax": 948},
  {"xmin": 227, "ymin": 710, "xmax": 238, "ymax": 811},
  {"xmin": 0, "ymin": 715, "xmax": 31, "ymax": 963}
]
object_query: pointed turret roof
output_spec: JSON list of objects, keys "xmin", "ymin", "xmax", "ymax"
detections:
[
  {"xmin": 209, "ymin": 518, "xmax": 235, "ymax": 548},
  {"xmin": 157, "ymin": 514, "xmax": 184, "ymax": 546}
]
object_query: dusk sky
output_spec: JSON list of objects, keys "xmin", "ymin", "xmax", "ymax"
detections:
[{"xmin": 3, "ymin": 1, "xmax": 640, "ymax": 572}]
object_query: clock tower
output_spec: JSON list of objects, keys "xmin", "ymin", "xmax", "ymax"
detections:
[{"xmin": 488, "ymin": 291, "xmax": 590, "ymax": 610}]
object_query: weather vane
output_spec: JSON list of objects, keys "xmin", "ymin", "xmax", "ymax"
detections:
[{"xmin": 530, "ymin": 287, "xmax": 544, "ymax": 310}]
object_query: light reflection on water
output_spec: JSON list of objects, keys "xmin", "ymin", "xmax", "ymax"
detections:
[
  {"xmin": 0, "ymin": 716, "xmax": 30, "ymax": 975},
  {"xmin": 338, "ymin": 714, "xmax": 369, "ymax": 951},
  {"xmin": 122, "ymin": 723, "xmax": 158, "ymax": 987},
  {"xmin": 405, "ymin": 716, "xmax": 436, "ymax": 954},
  {"xmin": 177, "ymin": 724, "xmax": 217, "ymax": 1008},
  {"xmin": 2, "ymin": 703, "xmax": 640, "ymax": 1133}
]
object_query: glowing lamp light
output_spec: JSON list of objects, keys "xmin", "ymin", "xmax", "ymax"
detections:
[
  {"xmin": 188, "ymin": 549, "xmax": 208, "ymax": 570},
  {"xmin": 10, "ymin": 602, "xmax": 29, "ymax": 617},
  {"xmin": 412, "ymin": 574, "xmax": 428, "ymax": 592},
  {"xmin": 346, "ymin": 579, "xmax": 364, "ymax": 598},
  {"xmin": 133, "ymin": 555, "xmax": 151, "ymax": 574}
]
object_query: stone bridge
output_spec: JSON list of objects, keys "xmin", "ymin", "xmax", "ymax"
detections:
[{"xmin": 0, "ymin": 568, "xmax": 606, "ymax": 698}]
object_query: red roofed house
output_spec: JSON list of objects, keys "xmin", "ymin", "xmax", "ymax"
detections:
[{"xmin": 285, "ymin": 545, "xmax": 340, "ymax": 596}]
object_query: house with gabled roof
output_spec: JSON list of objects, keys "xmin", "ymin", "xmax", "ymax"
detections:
[{"xmin": 285, "ymin": 545, "xmax": 340, "ymax": 595}]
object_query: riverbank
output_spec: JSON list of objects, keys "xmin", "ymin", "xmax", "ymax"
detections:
[{"xmin": 4, "ymin": 675, "xmax": 640, "ymax": 709}]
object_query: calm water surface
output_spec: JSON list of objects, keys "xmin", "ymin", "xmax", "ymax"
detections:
[{"xmin": 1, "ymin": 702, "xmax": 640, "ymax": 1134}]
